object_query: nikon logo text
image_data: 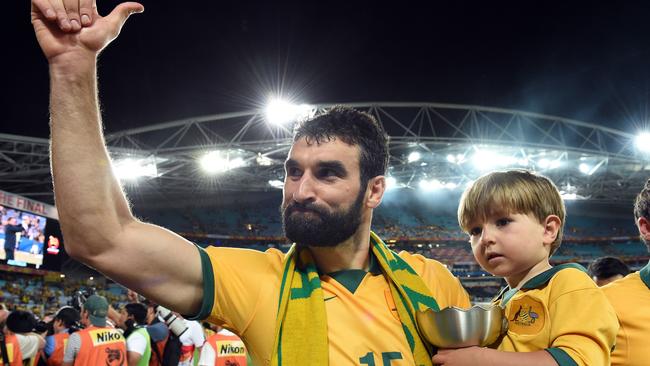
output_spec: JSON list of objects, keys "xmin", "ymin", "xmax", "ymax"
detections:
[
  {"xmin": 90, "ymin": 329, "xmax": 124, "ymax": 346},
  {"xmin": 217, "ymin": 341, "xmax": 245, "ymax": 356}
]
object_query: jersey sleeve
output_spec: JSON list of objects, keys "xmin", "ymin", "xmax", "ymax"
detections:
[
  {"xmin": 546, "ymin": 269, "xmax": 618, "ymax": 366},
  {"xmin": 192, "ymin": 246, "xmax": 285, "ymax": 334}
]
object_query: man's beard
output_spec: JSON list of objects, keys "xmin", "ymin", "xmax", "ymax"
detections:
[{"xmin": 281, "ymin": 189, "xmax": 365, "ymax": 247}]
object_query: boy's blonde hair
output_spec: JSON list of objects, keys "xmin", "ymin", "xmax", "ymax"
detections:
[{"xmin": 457, "ymin": 170, "xmax": 565, "ymax": 255}]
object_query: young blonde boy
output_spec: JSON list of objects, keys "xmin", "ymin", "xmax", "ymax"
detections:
[{"xmin": 432, "ymin": 170, "xmax": 618, "ymax": 366}]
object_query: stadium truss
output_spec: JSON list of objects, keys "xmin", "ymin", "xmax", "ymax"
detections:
[{"xmin": 2, "ymin": 102, "xmax": 649, "ymax": 206}]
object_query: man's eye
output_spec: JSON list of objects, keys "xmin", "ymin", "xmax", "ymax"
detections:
[
  {"xmin": 287, "ymin": 167, "xmax": 302, "ymax": 177},
  {"xmin": 318, "ymin": 169, "xmax": 338, "ymax": 178}
]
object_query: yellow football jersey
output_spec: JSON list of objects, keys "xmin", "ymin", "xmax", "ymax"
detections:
[
  {"xmin": 193, "ymin": 246, "xmax": 470, "ymax": 366},
  {"xmin": 601, "ymin": 261, "xmax": 650, "ymax": 366},
  {"xmin": 494, "ymin": 265, "xmax": 618, "ymax": 366}
]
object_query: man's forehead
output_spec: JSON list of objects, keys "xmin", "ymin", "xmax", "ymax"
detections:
[{"xmin": 288, "ymin": 137, "xmax": 360, "ymax": 162}]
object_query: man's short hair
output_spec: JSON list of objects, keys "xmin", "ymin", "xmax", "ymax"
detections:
[
  {"xmin": 55, "ymin": 306, "xmax": 80, "ymax": 328},
  {"xmin": 292, "ymin": 106, "xmax": 389, "ymax": 186},
  {"xmin": 588, "ymin": 256, "xmax": 630, "ymax": 280},
  {"xmin": 458, "ymin": 169, "xmax": 566, "ymax": 255},
  {"xmin": 6, "ymin": 310, "xmax": 36, "ymax": 333},
  {"xmin": 634, "ymin": 179, "xmax": 650, "ymax": 250},
  {"xmin": 124, "ymin": 303, "xmax": 147, "ymax": 325}
]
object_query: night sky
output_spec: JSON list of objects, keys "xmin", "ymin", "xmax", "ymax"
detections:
[{"xmin": 6, "ymin": 1, "xmax": 650, "ymax": 139}]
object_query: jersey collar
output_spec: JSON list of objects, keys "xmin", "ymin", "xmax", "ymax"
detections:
[{"xmin": 494, "ymin": 263, "xmax": 587, "ymax": 302}]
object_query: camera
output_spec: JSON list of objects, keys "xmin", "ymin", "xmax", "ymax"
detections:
[
  {"xmin": 69, "ymin": 287, "xmax": 96, "ymax": 312},
  {"xmin": 155, "ymin": 305, "xmax": 188, "ymax": 337}
]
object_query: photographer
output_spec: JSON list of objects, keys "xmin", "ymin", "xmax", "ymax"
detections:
[
  {"xmin": 118, "ymin": 303, "xmax": 151, "ymax": 366},
  {"xmin": 62, "ymin": 295, "xmax": 125, "ymax": 366},
  {"xmin": 43, "ymin": 307, "xmax": 79, "ymax": 366},
  {"xmin": 142, "ymin": 300, "xmax": 171, "ymax": 366},
  {"xmin": 4, "ymin": 310, "xmax": 45, "ymax": 365}
]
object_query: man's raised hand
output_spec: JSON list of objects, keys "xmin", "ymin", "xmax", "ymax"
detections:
[{"xmin": 31, "ymin": 0, "xmax": 144, "ymax": 63}]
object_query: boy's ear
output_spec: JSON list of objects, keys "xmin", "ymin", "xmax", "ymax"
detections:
[{"xmin": 542, "ymin": 215, "xmax": 562, "ymax": 245}]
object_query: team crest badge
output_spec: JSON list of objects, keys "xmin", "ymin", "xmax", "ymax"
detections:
[{"xmin": 507, "ymin": 296, "xmax": 545, "ymax": 335}]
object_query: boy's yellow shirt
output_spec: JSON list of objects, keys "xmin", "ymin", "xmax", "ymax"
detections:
[
  {"xmin": 601, "ymin": 261, "xmax": 650, "ymax": 366},
  {"xmin": 494, "ymin": 265, "xmax": 618, "ymax": 366},
  {"xmin": 193, "ymin": 246, "xmax": 470, "ymax": 366}
]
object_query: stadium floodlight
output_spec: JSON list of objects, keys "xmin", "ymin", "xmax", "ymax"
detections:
[
  {"xmin": 200, "ymin": 151, "xmax": 246, "ymax": 174},
  {"xmin": 113, "ymin": 157, "xmax": 158, "ymax": 181},
  {"xmin": 419, "ymin": 179, "xmax": 457, "ymax": 191},
  {"xmin": 562, "ymin": 193, "xmax": 577, "ymax": 200},
  {"xmin": 444, "ymin": 182, "xmax": 457, "ymax": 189},
  {"xmin": 537, "ymin": 158, "xmax": 562, "ymax": 170},
  {"xmin": 408, "ymin": 151, "xmax": 421, "ymax": 163},
  {"xmin": 447, "ymin": 154, "xmax": 466, "ymax": 164},
  {"xmin": 268, "ymin": 180, "xmax": 284, "ymax": 189},
  {"xmin": 265, "ymin": 98, "xmax": 314, "ymax": 125},
  {"xmin": 472, "ymin": 150, "xmax": 503, "ymax": 170},
  {"xmin": 385, "ymin": 176, "xmax": 397, "ymax": 190},
  {"xmin": 256, "ymin": 154, "xmax": 274, "ymax": 166},
  {"xmin": 635, "ymin": 132, "xmax": 650, "ymax": 152}
]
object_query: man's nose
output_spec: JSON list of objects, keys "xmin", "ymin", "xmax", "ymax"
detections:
[{"xmin": 292, "ymin": 174, "xmax": 316, "ymax": 203}]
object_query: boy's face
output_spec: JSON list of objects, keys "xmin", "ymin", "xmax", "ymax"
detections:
[{"xmin": 467, "ymin": 212, "xmax": 555, "ymax": 287}]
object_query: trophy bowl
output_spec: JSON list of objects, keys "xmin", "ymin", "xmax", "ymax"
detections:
[{"xmin": 416, "ymin": 304, "xmax": 507, "ymax": 348}]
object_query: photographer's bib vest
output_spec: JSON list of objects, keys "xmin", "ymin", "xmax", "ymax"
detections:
[
  {"xmin": 205, "ymin": 331, "xmax": 247, "ymax": 366},
  {"xmin": 74, "ymin": 326, "xmax": 126, "ymax": 366},
  {"xmin": 46, "ymin": 332, "xmax": 69, "ymax": 366},
  {"xmin": 0, "ymin": 334, "xmax": 23, "ymax": 366},
  {"xmin": 148, "ymin": 333, "xmax": 167, "ymax": 366},
  {"xmin": 127, "ymin": 327, "xmax": 151, "ymax": 366}
]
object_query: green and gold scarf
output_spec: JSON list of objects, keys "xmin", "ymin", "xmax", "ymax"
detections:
[{"xmin": 271, "ymin": 231, "xmax": 439, "ymax": 366}]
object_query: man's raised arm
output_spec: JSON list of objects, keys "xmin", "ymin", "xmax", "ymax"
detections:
[{"xmin": 31, "ymin": 0, "xmax": 204, "ymax": 315}]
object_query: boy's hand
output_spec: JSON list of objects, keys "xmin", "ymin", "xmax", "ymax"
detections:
[{"xmin": 432, "ymin": 347, "xmax": 492, "ymax": 366}]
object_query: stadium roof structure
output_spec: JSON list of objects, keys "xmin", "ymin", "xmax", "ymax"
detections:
[{"xmin": 2, "ymin": 102, "xmax": 650, "ymax": 206}]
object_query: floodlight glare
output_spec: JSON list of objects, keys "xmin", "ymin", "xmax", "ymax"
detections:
[
  {"xmin": 562, "ymin": 193, "xmax": 577, "ymax": 200},
  {"xmin": 113, "ymin": 158, "xmax": 157, "ymax": 181},
  {"xmin": 579, "ymin": 163, "xmax": 590, "ymax": 174},
  {"xmin": 265, "ymin": 98, "xmax": 314, "ymax": 125},
  {"xmin": 408, "ymin": 151, "xmax": 421, "ymax": 163},
  {"xmin": 385, "ymin": 176, "xmax": 397, "ymax": 190},
  {"xmin": 200, "ymin": 151, "xmax": 245, "ymax": 174},
  {"xmin": 268, "ymin": 180, "xmax": 284, "ymax": 189},
  {"xmin": 635, "ymin": 132, "xmax": 650, "ymax": 152}
]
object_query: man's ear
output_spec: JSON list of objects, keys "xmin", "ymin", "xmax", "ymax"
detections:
[
  {"xmin": 365, "ymin": 176, "xmax": 386, "ymax": 209},
  {"xmin": 542, "ymin": 215, "xmax": 562, "ymax": 245},
  {"xmin": 637, "ymin": 216, "xmax": 650, "ymax": 242}
]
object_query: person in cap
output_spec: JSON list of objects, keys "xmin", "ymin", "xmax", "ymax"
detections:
[{"xmin": 62, "ymin": 295, "xmax": 126, "ymax": 366}]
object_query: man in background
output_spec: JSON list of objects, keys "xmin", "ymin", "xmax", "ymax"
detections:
[
  {"xmin": 588, "ymin": 256, "xmax": 630, "ymax": 286},
  {"xmin": 601, "ymin": 179, "xmax": 650, "ymax": 366},
  {"xmin": 1, "ymin": 217, "xmax": 24, "ymax": 261},
  {"xmin": 62, "ymin": 295, "xmax": 126, "ymax": 366}
]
